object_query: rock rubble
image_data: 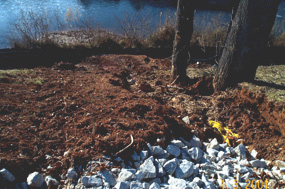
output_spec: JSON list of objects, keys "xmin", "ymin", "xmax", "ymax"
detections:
[{"xmin": 0, "ymin": 134, "xmax": 284, "ymax": 188}]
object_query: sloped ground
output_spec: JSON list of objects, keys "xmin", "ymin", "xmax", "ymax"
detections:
[{"xmin": 0, "ymin": 55, "xmax": 284, "ymax": 184}]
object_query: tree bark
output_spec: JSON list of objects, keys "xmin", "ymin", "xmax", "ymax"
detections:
[
  {"xmin": 171, "ymin": 0, "xmax": 195, "ymax": 83},
  {"xmin": 214, "ymin": 0, "xmax": 281, "ymax": 91}
]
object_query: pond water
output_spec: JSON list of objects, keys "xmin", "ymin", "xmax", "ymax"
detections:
[{"xmin": 0, "ymin": 0, "xmax": 284, "ymax": 49}]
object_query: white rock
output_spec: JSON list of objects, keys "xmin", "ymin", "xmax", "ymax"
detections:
[
  {"xmin": 163, "ymin": 158, "xmax": 178, "ymax": 175},
  {"xmin": 207, "ymin": 148, "xmax": 219, "ymax": 160},
  {"xmin": 170, "ymin": 140, "xmax": 185, "ymax": 148},
  {"xmin": 111, "ymin": 168, "xmax": 121, "ymax": 174},
  {"xmin": 189, "ymin": 181, "xmax": 199, "ymax": 188},
  {"xmin": 188, "ymin": 147, "xmax": 203, "ymax": 161},
  {"xmin": 66, "ymin": 168, "xmax": 77, "ymax": 179},
  {"xmin": 157, "ymin": 158, "xmax": 167, "ymax": 166},
  {"xmin": 139, "ymin": 156, "xmax": 156, "ymax": 179},
  {"xmin": 0, "ymin": 168, "xmax": 15, "ymax": 182},
  {"xmin": 168, "ymin": 176, "xmax": 190, "ymax": 188},
  {"xmin": 149, "ymin": 182, "xmax": 161, "ymax": 189},
  {"xmin": 154, "ymin": 159, "xmax": 166, "ymax": 177},
  {"xmin": 217, "ymin": 151, "xmax": 226, "ymax": 161},
  {"xmin": 239, "ymin": 182, "xmax": 248, "ymax": 188},
  {"xmin": 175, "ymin": 159, "xmax": 194, "ymax": 179},
  {"xmin": 27, "ymin": 172, "xmax": 44, "ymax": 187},
  {"xmin": 250, "ymin": 149, "xmax": 258, "ymax": 159},
  {"xmin": 272, "ymin": 170, "xmax": 282, "ymax": 180},
  {"xmin": 45, "ymin": 176, "xmax": 59, "ymax": 186},
  {"xmin": 117, "ymin": 169, "xmax": 136, "ymax": 182},
  {"xmin": 225, "ymin": 147, "xmax": 234, "ymax": 155},
  {"xmin": 88, "ymin": 175, "xmax": 103, "ymax": 187},
  {"xmin": 166, "ymin": 144, "xmax": 181, "ymax": 157},
  {"xmin": 241, "ymin": 172, "xmax": 252, "ymax": 181},
  {"xmin": 207, "ymin": 138, "xmax": 220, "ymax": 150},
  {"xmin": 224, "ymin": 179, "xmax": 235, "ymax": 189},
  {"xmin": 182, "ymin": 116, "xmax": 190, "ymax": 124},
  {"xmin": 239, "ymin": 159, "xmax": 250, "ymax": 166},
  {"xmin": 190, "ymin": 135, "xmax": 202, "ymax": 148},
  {"xmin": 98, "ymin": 170, "xmax": 116, "ymax": 186}
]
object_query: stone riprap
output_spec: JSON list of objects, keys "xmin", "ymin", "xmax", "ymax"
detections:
[{"xmin": 0, "ymin": 135, "xmax": 284, "ymax": 188}]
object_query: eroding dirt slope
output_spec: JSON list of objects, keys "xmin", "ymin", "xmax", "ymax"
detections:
[{"xmin": 0, "ymin": 55, "xmax": 284, "ymax": 184}]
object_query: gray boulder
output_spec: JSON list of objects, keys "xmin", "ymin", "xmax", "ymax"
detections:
[
  {"xmin": 166, "ymin": 144, "xmax": 181, "ymax": 157},
  {"xmin": 175, "ymin": 159, "xmax": 194, "ymax": 179},
  {"xmin": 139, "ymin": 156, "xmax": 156, "ymax": 179},
  {"xmin": 45, "ymin": 176, "xmax": 59, "ymax": 187},
  {"xmin": 207, "ymin": 138, "xmax": 220, "ymax": 150},
  {"xmin": 190, "ymin": 135, "xmax": 202, "ymax": 148},
  {"xmin": 170, "ymin": 139, "xmax": 185, "ymax": 148},
  {"xmin": 149, "ymin": 182, "xmax": 161, "ymax": 189},
  {"xmin": 88, "ymin": 175, "xmax": 103, "ymax": 187},
  {"xmin": 0, "ymin": 168, "xmax": 15, "ymax": 182},
  {"xmin": 250, "ymin": 159, "xmax": 267, "ymax": 168},
  {"xmin": 140, "ymin": 151, "xmax": 149, "ymax": 161},
  {"xmin": 152, "ymin": 146, "xmax": 165, "ymax": 157},
  {"xmin": 234, "ymin": 144, "xmax": 247, "ymax": 159},
  {"xmin": 117, "ymin": 169, "xmax": 136, "ymax": 182},
  {"xmin": 154, "ymin": 159, "xmax": 166, "ymax": 177},
  {"xmin": 66, "ymin": 168, "xmax": 77, "ymax": 179},
  {"xmin": 98, "ymin": 170, "xmax": 116, "ymax": 186},
  {"xmin": 163, "ymin": 159, "xmax": 178, "ymax": 175},
  {"xmin": 27, "ymin": 172, "xmax": 44, "ymax": 187},
  {"xmin": 188, "ymin": 147, "xmax": 203, "ymax": 161},
  {"xmin": 168, "ymin": 176, "xmax": 191, "ymax": 189}
]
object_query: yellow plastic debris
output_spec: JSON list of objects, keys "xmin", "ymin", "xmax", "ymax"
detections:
[{"xmin": 208, "ymin": 121, "xmax": 239, "ymax": 146}]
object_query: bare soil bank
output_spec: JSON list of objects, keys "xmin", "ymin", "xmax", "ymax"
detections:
[{"xmin": 0, "ymin": 55, "xmax": 284, "ymax": 184}]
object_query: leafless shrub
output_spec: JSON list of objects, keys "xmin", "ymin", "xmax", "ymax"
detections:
[
  {"xmin": 116, "ymin": 11, "xmax": 154, "ymax": 48},
  {"xmin": 10, "ymin": 10, "xmax": 51, "ymax": 48}
]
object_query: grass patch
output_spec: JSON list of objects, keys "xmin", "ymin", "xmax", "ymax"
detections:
[
  {"xmin": 0, "ymin": 69, "xmax": 45, "ymax": 85},
  {"xmin": 0, "ymin": 69, "xmax": 31, "ymax": 78}
]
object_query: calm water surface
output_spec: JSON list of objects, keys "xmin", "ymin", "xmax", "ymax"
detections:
[{"xmin": 0, "ymin": 0, "xmax": 284, "ymax": 49}]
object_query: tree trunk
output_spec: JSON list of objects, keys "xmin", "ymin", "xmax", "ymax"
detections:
[
  {"xmin": 214, "ymin": 0, "xmax": 281, "ymax": 91},
  {"xmin": 171, "ymin": 0, "xmax": 195, "ymax": 83}
]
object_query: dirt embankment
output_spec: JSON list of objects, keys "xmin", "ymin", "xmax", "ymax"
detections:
[{"xmin": 0, "ymin": 55, "xmax": 284, "ymax": 184}]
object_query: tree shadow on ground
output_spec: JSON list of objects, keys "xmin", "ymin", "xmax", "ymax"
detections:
[{"xmin": 252, "ymin": 80, "xmax": 285, "ymax": 90}]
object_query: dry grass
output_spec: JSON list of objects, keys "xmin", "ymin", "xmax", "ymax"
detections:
[
  {"xmin": 0, "ymin": 69, "xmax": 45, "ymax": 85},
  {"xmin": 185, "ymin": 64, "xmax": 285, "ymax": 104},
  {"xmin": 240, "ymin": 65, "xmax": 285, "ymax": 103}
]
